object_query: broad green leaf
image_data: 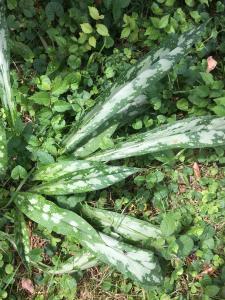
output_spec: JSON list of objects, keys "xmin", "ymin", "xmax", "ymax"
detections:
[
  {"xmin": 14, "ymin": 210, "xmax": 31, "ymax": 267},
  {"xmin": 10, "ymin": 41, "xmax": 34, "ymax": 62},
  {"xmin": 88, "ymin": 36, "xmax": 96, "ymax": 48},
  {"xmin": 88, "ymin": 6, "xmax": 104, "ymax": 20},
  {"xmin": 45, "ymin": 1, "xmax": 64, "ymax": 22},
  {"xmin": 63, "ymin": 25, "xmax": 205, "ymax": 153},
  {"xmin": 53, "ymin": 100, "xmax": 71, "ymax": 113},
  {"xmin": 89, "ymin": 116, "xmax": 225, "ymax": 162},
  {"xmin": 96, "ymin": 24, "xmax": 109, "ymax": 36},
  {"xmin": 15, "ymin": 193, "xmax": 162, "ymax": 286},
  {"xmin": 11, "ymin": 165, "xmax": 27, "ymax": 180},
  {"xmin": 74, "ymin": 124, "xmax": 118, "ymax": 158},
  {"xmin": 0, "ymin": 123, "xmax": 7, "ymax": 177},
  {"xmin": 0, "ymin": 4, "xmax": 17, "ymax": 126},
  {"xmin": 31, "ymin": 161, "xmax": 140, "ymax": 195},
  {"xmin": 80, "ymin": 23, "xmax": 93, "ymax": 34},
  {"xmin": 29, "ymin": 91, "xmax": 51, "ymax": 106},
  {"xmin": 78, "ymin": 204, "xmax": 162, "ymax": 243}
]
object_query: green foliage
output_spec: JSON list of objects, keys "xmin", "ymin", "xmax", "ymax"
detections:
[{"xmin": 1, "ymin": 0, "xmax": 225, "ymax": 299}]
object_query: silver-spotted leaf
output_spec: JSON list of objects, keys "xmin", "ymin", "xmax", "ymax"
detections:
[
  {"xmin": 15, "ymin": 192, "xmax": 101, "ymax": 242},
  {"xmin": 63, "ymin": 25, "xmax": 205, "ymax": 152},
  {"xmin": 14, "ymin": 210, "xmax": 31, "ymax": 267},
  {"xmin": 79, "ymin": 204, "xmax": 162, "ymax": 243},
  {"xmin": 42, "ymin": 250, "xmax": 98, "ymax": 275},
  {"xmin": 0, "ymin": 123, "xmax": 7, "ymax": 177},
  {"xmin": 0, "ymin": 4, "xmax": 17, "ymax": 126},
  {"xmin": 15, "ymin": 193, "xmax": 162, "ymax": 286},
  {"xmin": 90, "ymin": 116, "xmax": 225, "ymax": 162},
  {"xmin": 31, "ymin": 161, "xmax": 140, "ymax": 195}
]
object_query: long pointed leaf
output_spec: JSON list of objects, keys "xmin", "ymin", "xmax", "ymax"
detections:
[
  {"xmin": 79, "ymin": 204, "xmax": 162, "ymax": 243},
  {"xmin": 63, "ymin": 25, "xmax": 205, "ymax": 153},
  {"xmin": 31, "ymin": 161, "xmax": 140, "ymax": 195},
  {"xmin": 0, "ymin": 4, "xmax": 17, "ymax": 126},
  {"xmin": 41, "ymin": 250, "xmax": 98, "ymax": 275},
  {"xmin": 14, "ymin": 210, "xmax": 31, "ymax": 268},
  {"xmin": 15, "ymin": 193, "xmax": 162, "ymax": 286},
  {"xmin": 0, "ymin": 123, "xmax": 7, "ymax": 177},
  {"xmin": 89, "ymin": 116, "xmax": 225, "ymax": 162}
]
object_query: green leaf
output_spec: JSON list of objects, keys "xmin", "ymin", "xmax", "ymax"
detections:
[
  {"xmin": 78, "ymin": 204, "xmax": 162, "ymax": 243},
  {"xmin": 121, "ymin": 27, "xmax": 131, "ymax": 38},
  {"xmin": 176, "ymin": 99, "xmax": 189, "ymax": 111},
  {"xmin": 204, "ymin": 285, "xmax": 220, "ymax": 297},
  {"xmin": 31, "ymin": 160, "xmax": 140, "ymax": 195},
  {"xmin": 160, "ymin": 213, "xmax": 179, "ymax": 236},
  {"xmin": 11, "ymin": 165, "xmax": 27, "ymax": 180},
  {"xmin": 177, "ymin": 235, "xmax": 194, "ymax": 257},
  {"xmin": 29, "ymin": 91, "xmax": 51, "ymax": 106},
  {"xmin": 90, "ymin": 116, "xmax": 225, "ymax": 162},
  {"xmin": 63, "ymin": 25, "xmax": 205, "ymax": 153},
  {"xmin": 159, "ymin": 15, "xmax": 170, "ymax": 29},
  {"xmin": 51, "ymin": 76, "xmax": 69, "ymax": 96},
  {"xmin": 74, "ymin": 124, "xmax": 118, "ymax": 158},
  {"xmin": 45, "ymin": 1, "xmax": 64, "ymax": 22},
  {"xmin": 0, "ymin": 123, "xmax": 7, "ymax": 177},
  {"xmin": 88, "ymin": 6, "xmax": 104, "ymax": 20},
  {"xmin": 15, "ymin": 193, "xmax": 162, "ymax": 287},
  {"xmin": 214, "ymin": 96, "xmax": 225, "ymax": 106},
  {"xmin": 88, "ymin": 36, "xmax": 96, "ymax": 48},
  {"xmin": 7, "ymin": 0, "xmax": 17, "ymax": 10},
  {"xmin": 37, "ymin": 75, "xmax": 51, "ymax": 91},
  {"xmin": 211, "ymin": 105, "xmax": 225, "ymax": 116},
  {"xmin": 80, "ymin": 23, "xmax": 93, "ymax": 34},
  {"xmin": 0, "ymin": 5, "xmax": 17, "ymax": 126},
  {"xmin": 200, "ymin": 72, "xmax": 214, "ymax": 85},
  {"xmin": 67, "ymin": 55, "xmax": 81, "ymax": 70},
  {"xmin": 96, "ymin": 24, "xmax": 109, "ymax": 36},
  {"xmin": 11, "ymin": 41, "xmax": 34, "ymax": 62},
  {"xmin": 53, "ymin": 100, "xmax": 71, "ymax": 113}
]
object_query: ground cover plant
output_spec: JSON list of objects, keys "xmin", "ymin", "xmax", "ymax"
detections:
[{"xmin": 0, "ymin": 0, "xmax": 225, "ymax": 299}]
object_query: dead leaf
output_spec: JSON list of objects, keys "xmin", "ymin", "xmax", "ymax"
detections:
[
  {"xmin": 179, "ymin": 184, "xmax": 186, "ymax": 193},
  {"xmin": 21, "ymin": 278, "xmax": 35, "ymax": 294},
  {"xmin": 193, "ymin": 162, "xmax": 201, "ymax": 179},
  {"xmin": 195, "ymin": 266, "xmax": 217, "ymax": 280},
  {"xmin": 206, "ymin": 56, "xmax": 217, "ymax": 72}
]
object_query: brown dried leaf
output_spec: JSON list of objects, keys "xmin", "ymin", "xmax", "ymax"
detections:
[
  {"xmin": 21, "ymin": 278, "xmax": 35, "ymax": 294},
  {"xmin": 206, "ymin": 56, "xmax": 217, "ymax": 72},
  {"xmin": 193, "ymin": 162, "xmax": 201, "ymax": 179}
]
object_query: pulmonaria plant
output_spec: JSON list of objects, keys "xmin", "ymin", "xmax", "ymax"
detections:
[{"xmin": 1, "ymin": 6, "xmax": 225, "ymax": 287}]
